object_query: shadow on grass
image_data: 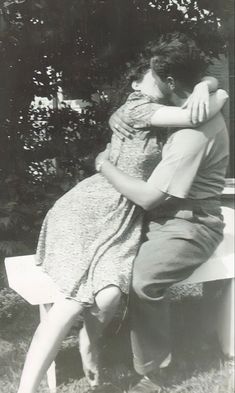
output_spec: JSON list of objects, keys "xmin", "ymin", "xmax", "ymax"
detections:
[
  {"xmin": 0, "ymin": 291, "xmax": 234, "ymax": 393},
  {"xmin": 54, "ymin": 298, "xmax": 233, "ymax": 392}
]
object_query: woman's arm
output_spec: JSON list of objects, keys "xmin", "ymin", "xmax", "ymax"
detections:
[
  {"xmin": 182, "ymin": 76, "xmax": 219, "ymax": 123},
  {"xmin": 201, "ymin": 76, "xmax": 218, "ymax": 92},
  {"xmin": 109, "ymin": 77, "xmax": 220, "ymax": 139},
  {"xmin": 150, "ymin": 89, "xmax": 228, "ymax": 128}
]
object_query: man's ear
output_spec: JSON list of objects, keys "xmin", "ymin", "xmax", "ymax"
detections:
[
  {"xmin": 166, "ymin": 76, "xmax": 176, "ymax": 91},
  {"xmin": 132, "ymin": 81, "xmax": 140, "ymax": 91}
]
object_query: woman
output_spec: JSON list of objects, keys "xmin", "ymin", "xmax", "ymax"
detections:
[{"xmin": 17, "ymin": 50, "xmax": 226, "ymax": 393}]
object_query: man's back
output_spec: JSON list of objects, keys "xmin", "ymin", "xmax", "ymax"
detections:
[
  {"xmin": 147, "ymin": 112, "xmax": 229, "ymax": 201},
  {"xmin": 189, "ymin": 112, "xmax": 229, "ymax": 198}
]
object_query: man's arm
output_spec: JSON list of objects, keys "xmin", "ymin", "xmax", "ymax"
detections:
[
  {"xmin": 95, "ymin": 144, "xmax": 164, "ymax": 210},
  {"xmin": 96, "ymin": 128, "xmax": 207, "ymax": 210},
  {"xmin": 97, "ymin": 158, "xmax": 168, "ymax": 210}
]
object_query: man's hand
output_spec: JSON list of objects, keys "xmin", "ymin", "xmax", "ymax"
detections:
[
  {"xmin": 109, "ymin": 110, "xmax": 135, "ymax": 140},
  {"xmin": 182, "ymin": 81, "xmax": 210, "ymax": 124},
  {"xmin": 95, "ymin": 144, "xmax": 111, "ymax": 172}
]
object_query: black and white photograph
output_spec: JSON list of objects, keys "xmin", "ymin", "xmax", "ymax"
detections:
[{"xmin": 0, "ymin": 1, "xmax": 234, "ymax": 392}]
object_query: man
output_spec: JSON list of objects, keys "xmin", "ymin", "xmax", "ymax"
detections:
[{"xmin": 96, "ymin": 33, "xmax": 229, "ymax": 392}]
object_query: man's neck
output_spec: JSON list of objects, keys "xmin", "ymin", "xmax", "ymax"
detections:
[{"xmin": 170, "ymin": 89, "xmax": 192, "ymax": 107}]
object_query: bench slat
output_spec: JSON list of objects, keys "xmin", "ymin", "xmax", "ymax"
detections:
[
  {"xmin": 5, "ymin": 255, "xmax": 64, "ymax": 305},
  {"xmin": 4, "ymin": 207, "xmax": 234, "ymax": 304}
]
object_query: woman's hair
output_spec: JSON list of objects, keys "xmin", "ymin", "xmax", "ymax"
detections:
[
  {"xmin": 150, "ymin": 32, "xmax": 210, "ymax": 89},
  {"xmin": 125, "ymin": 57, "xmax": 150, "ymax": 83},
  {"xmin": 110, "ymin": 57, "xmax": 150, "ymax": 111}
]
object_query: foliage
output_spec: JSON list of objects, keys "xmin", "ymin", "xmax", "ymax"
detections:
[
  {"xmin": 0, "ymin": 98, "xmax": 111, "ymax": 259},
  {"xmin": 21, "ymin": 99, "xmax": 111, "ymax": 178},
  {"xmin": 0, "ymin": 288, "xmax": 26, "ymax": 319},
  {"xmin": 0, "ymin": 0, "xmax": 233, "ymax": 261}
]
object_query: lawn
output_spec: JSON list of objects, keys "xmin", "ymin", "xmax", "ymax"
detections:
[{"xmin": 0, "ymin": 283, "xmax": 234, "ymax": 393}]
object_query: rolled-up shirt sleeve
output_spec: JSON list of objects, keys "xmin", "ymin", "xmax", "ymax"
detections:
[{"xmin": 147, "ymin": 129, "xmax": 209, "ymax": 199}]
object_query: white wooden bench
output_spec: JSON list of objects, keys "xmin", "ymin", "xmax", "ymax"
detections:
[{"xmin": 4, "ymin": 205, "xmax": 234, "ymax": 393}]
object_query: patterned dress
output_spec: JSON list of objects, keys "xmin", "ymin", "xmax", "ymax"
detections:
[{"xmin": 36, "ymin": 92, "xmax": 162, "ymax": 305}]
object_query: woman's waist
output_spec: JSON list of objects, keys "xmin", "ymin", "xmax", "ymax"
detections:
[
  {"xmin": 113, "ymin": 155, "xmax": 162, "ymax": 178},
  {"xmin": 110, "ymin": 134, "xmax": 161, "ymax": 165}
]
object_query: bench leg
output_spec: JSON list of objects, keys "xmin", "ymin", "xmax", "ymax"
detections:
[
  {"xmin": 39, "ymin": 304, "xmax": 57, "ymax": 393},
  {"xmin": 215, "ymin": 278, "xmax": 235, "ymax": 358}
]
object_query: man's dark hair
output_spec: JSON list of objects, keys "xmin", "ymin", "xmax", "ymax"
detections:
[{"xmin": 150, "ymin": 33, "xmax": 210, "ymax": 89}]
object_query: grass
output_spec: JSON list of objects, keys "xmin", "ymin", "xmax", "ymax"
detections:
[{"xmin": 0, "ymin": 287, "xmax": 234, "ymax": 393}]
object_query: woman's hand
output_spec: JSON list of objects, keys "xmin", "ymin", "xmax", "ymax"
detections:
[
  {"xmin": 95, "ymin": 144, "xmax": 111, "ymax": 172},
  {"xmin": 182, "ymin": 81, "xmax": 210, "ymax": 124},
  {"xmin": 109, "ymin": 110, "xmax": 135, "ymax": 140}
]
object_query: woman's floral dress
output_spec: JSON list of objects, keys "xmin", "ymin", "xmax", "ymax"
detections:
[{"xmin": 36, "ymin": 92, "xmax": 162, "ymax": 305}]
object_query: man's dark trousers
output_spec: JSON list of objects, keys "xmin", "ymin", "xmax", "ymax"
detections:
[{"xmin": 130, "ymin": 198, "xmax": 224, "ymax": 375}]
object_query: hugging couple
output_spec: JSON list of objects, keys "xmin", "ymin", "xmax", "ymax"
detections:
[{"xmin": 17, "ymin": 33, "xmax": 229, "ymax": 393}]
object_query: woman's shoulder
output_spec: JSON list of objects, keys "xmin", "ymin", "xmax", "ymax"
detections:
[
  {"xmin": 122, "ymin": 92, "xmax": 162, "ymax": 126},
  {"xmin": 126, "ymin": 91, "xmax": 154, "ymax": 105},
  {"xmin": 122, "ymin": 92, "xmax": 157, "ymax": 115}
]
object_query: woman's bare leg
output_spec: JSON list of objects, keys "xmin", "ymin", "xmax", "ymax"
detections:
[
  {"xmin": 79, "ymin": 286, "xmax": 122, "ymax": 387},
  {"xmin": 17, "ymin": 298, "xmax": 83, "ymax": 393}
]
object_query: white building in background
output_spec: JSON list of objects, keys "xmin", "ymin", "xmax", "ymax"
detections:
[
  {"xmin": 29, "ymin": 89, "xmax": 93, "ymax": 180},
  {"xmin": 31, "ymin": 88, "xmax": 92, "ymax": 112}
]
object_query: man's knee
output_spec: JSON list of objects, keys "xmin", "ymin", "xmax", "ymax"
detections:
[{"xmin": 132, "ymin": 269, "xmax": 166, "ymax": 301}]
